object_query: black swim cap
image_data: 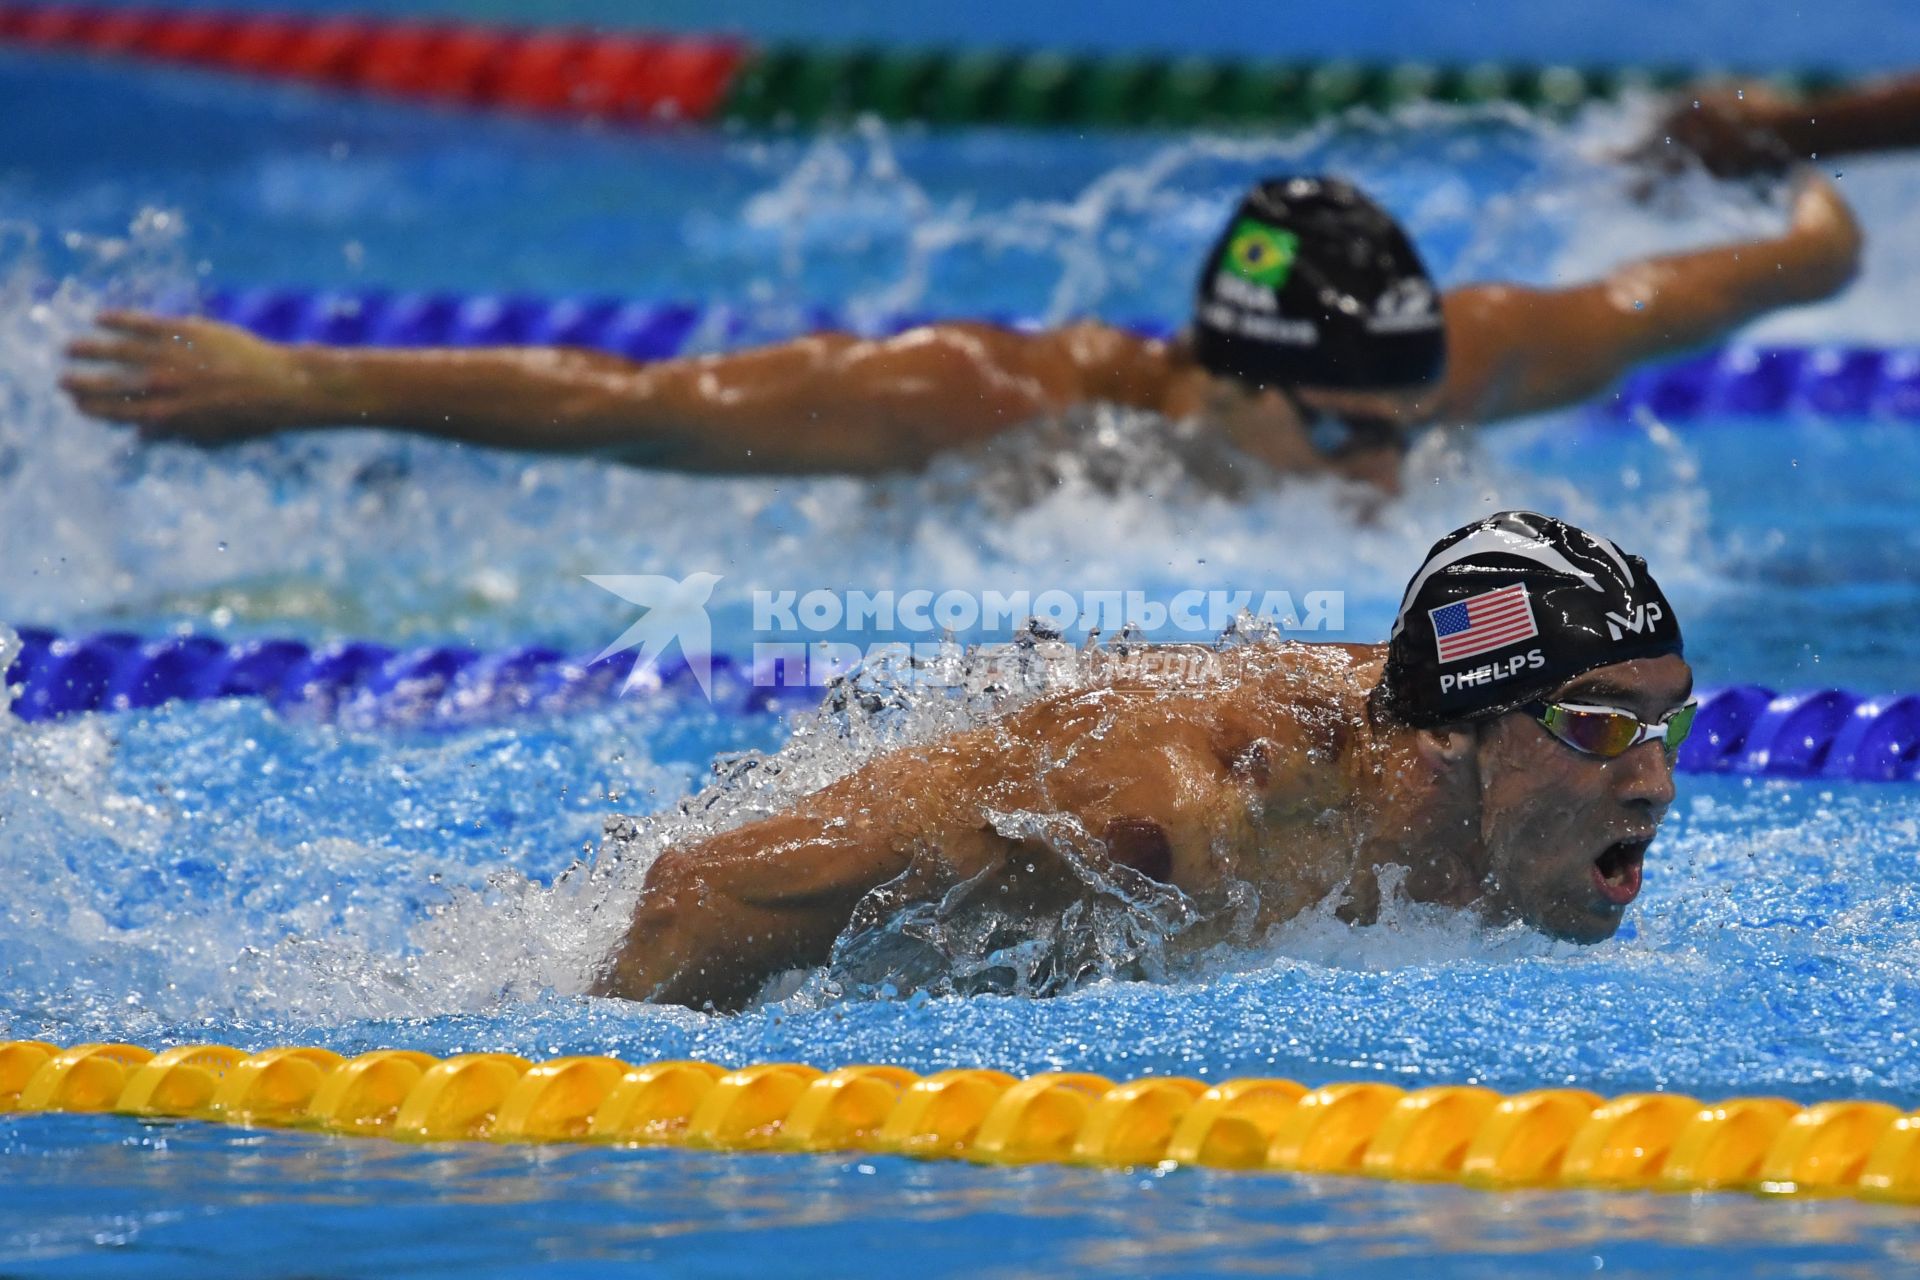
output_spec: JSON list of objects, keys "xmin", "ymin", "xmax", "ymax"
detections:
[
  {"xmin": 1191, "ymin": 176, "xmax": 1445, "ymax": 392},
  {"xmin": 1373, "ymin": 511, "xmax": 1684, "ymax": 729}
]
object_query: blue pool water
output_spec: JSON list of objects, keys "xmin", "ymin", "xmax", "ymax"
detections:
[{"xmin": 4, "ymin": 9, "xmax": 1920, "ymax": 1276}]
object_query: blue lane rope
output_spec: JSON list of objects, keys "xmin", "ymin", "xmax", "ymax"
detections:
[
  {"xmin": 6, "ymin": 626, "xmax": 1920, "ymax": 782},
  {"xmin": 159, "ymin": 285, "xmax": 1920, "ymax": 422},
  {"xmin": 1, "ymin": 626, "xmax": 790, "ymax": 727}
]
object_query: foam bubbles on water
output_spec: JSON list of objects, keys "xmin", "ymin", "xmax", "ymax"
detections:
[
  {"xmin": 0, "ymin": 626, "xmax": 17, "ymax": 723},
  {"xmin": 0, "ymin": 665, "xmax": 714, "ymax": 1032}
]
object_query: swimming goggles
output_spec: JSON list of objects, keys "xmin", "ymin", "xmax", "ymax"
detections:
[
  {"xmin": 1277, "ymin": 389, "xmax": 1408, "ymax": 458},
  {"xmin": 1521, "ymin": 699, "xmax": 1699, "ymax": 761}
]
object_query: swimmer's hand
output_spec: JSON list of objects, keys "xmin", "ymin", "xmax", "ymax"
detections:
[
  {"xmin": 61, "ymin": 311, "xmax": 309, "ymax": 444},
  {"xmin": 1640, "ymin": 86, "xmax": 1798, "ymax": 178}
]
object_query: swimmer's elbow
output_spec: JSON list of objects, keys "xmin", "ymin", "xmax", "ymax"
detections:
[{"xmin": 593, "ymin": 851, "xmax": 731, "ymax": 1007}]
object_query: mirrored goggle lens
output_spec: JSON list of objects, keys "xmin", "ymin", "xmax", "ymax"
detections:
[
  {"xmin": 1543, "ymin": 706, "xmax": 1643, "ymax": 757},
  {"xmin": 1662, "ymin": 700, "xmax": 1698, "ymax": 755},
  {"xmin": 1542, "ymin": 701, "xmax": 1698, "ymax": 759}
]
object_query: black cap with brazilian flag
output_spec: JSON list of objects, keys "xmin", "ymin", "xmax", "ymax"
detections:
[{"xmin": 1191, "ymin": 176, "xmax": 1446, "ymax": 392}]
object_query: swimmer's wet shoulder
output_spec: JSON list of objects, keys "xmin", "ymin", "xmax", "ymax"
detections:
[{"xmin": 978, "ymin": 640, "xmax": 1384, "ymax": 894}]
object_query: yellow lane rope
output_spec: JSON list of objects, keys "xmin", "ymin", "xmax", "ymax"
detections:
[{"xmin": 2, "ymin": 1042, "xmax": 1915, "ymax": 1203}]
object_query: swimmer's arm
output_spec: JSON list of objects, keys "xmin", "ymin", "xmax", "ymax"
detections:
[
  {"xmin": 1763, "ymin": 75, "xmax": 1920, "ymax": 157},
  {"xmin": 593, "ymin": 748, "xmax": 1014, "ymax": 1010},
  {"xmin": 594, "ymin": 677, "xmax": 1259, "ymax": 1010},
  {"xmin": 1660, "ymin": 77, "xmax": 1920, "ymax": 176},
  {"xmin": 591, "ymin": 805, "xmax": 901, "ymax": 1011},
  {"xmin": 1427, "ymin": 175, "xmax": 1861, "ymax": 425},
  {"xmin": 64, "ymin": 314, "xmax": 1149, "ymax": 474}
]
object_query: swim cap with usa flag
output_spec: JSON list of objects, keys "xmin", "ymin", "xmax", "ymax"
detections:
[
  {"xmin": 1191, "ymin": 176, "xmax": 1445, "ymax": 391},
  {"xmin": 1373, "ymin": 511, "xmax": 1683, "ymax": 728}
]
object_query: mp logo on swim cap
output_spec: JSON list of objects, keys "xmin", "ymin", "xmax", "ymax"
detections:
[
  {"xmin": 1605, "ymin": 602, "xmax": 1667, "ymax": 642},
  {"xmin": 1430, "ymin": 583, "xmax": 1539, "ymax": 665}
]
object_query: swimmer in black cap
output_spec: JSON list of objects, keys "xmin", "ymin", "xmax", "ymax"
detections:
[
  {"xmin": 596, "ymin": 511, "xmax": 1692, "ymax": 1010},
  {"xmin": 63, "ymin": 174, "xmax": 1856, "ymax": 492}
]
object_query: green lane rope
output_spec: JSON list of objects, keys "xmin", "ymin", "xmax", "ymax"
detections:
[{"xmin": 719, "ymin": 46, "xmax": 1849, "ymax": 129}]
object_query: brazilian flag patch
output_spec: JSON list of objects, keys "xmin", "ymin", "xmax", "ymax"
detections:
[{"xmin": 1223, "ymin": 219, "xmax": 1299, "ymax": 288}]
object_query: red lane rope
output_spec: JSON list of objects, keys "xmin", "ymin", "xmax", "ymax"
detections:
[{"xmin": 0, "ymin": 5, "xmax": 745, "ymax": 122}]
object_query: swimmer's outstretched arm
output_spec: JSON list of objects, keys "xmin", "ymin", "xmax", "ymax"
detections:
[
  {"xmin": 1423, "ymin": 174, "xmax": 1861, "ymax": 425},
  {"xmin": 591, "ymin": 748, "xmax": 996, "ymax": 1010},
  {"xmin": 1655, "ymin": 76, "xmax": 1920, "ymax": 177},
  {"xmin": 594, "ymin": 670, "xmax": 1315, "ymax": 1010},
  {"xmin": 62, "ymin": 315, "xmax": 1172, "ymax": 475}
]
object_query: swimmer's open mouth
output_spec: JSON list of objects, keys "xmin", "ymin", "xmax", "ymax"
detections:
[{"xmin": 1592, "ymin": 839, "xmax": 1648, "ymax": 906}]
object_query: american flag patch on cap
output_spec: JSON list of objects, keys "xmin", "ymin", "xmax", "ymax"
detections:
[{"xmin": 1430, "ymin": 583, "xmax": 1538, "ymax": 664}]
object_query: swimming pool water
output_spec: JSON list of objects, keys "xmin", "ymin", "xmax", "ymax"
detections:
[
  {"xmin": 3, "ymin": 16, "xmax": 1920, "ymax": 1278},
  {"xmin": 10, "ymin": 1112, "xmax": 1920, "ymax": 1279}
]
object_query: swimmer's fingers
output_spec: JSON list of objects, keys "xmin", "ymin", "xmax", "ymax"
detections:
[
  {"xmin": 64, "ymin": 383, "xmax": 260, "ymax": 443},
  {"xmin": 127, "ymin": 405, "xmax": 206, "ymax": 440},
  {"xmin": 93, "ymin": 308, "xmax": 185, "ymax": 341},
  {"xmin": 60, "ymin": 375, "xmax": 196, "ymax": 433},
  {"xmin": 64, "ymin": 335, "xmax": 152, "ymax": 365},
  {"xmin": 76, "ymin": 394, "xmax": 194, "ymax": 437},
  {"xmin": 1614, "ymin": 146, "xmax": 1680, "ymax": 205},
  {"xmin": 1615, "ymin": 87, "xmax": 1794, "ymax": 192},
  {"xmin": 60, "ymin": 369, "xmax": 165, "ymax": 402}
]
